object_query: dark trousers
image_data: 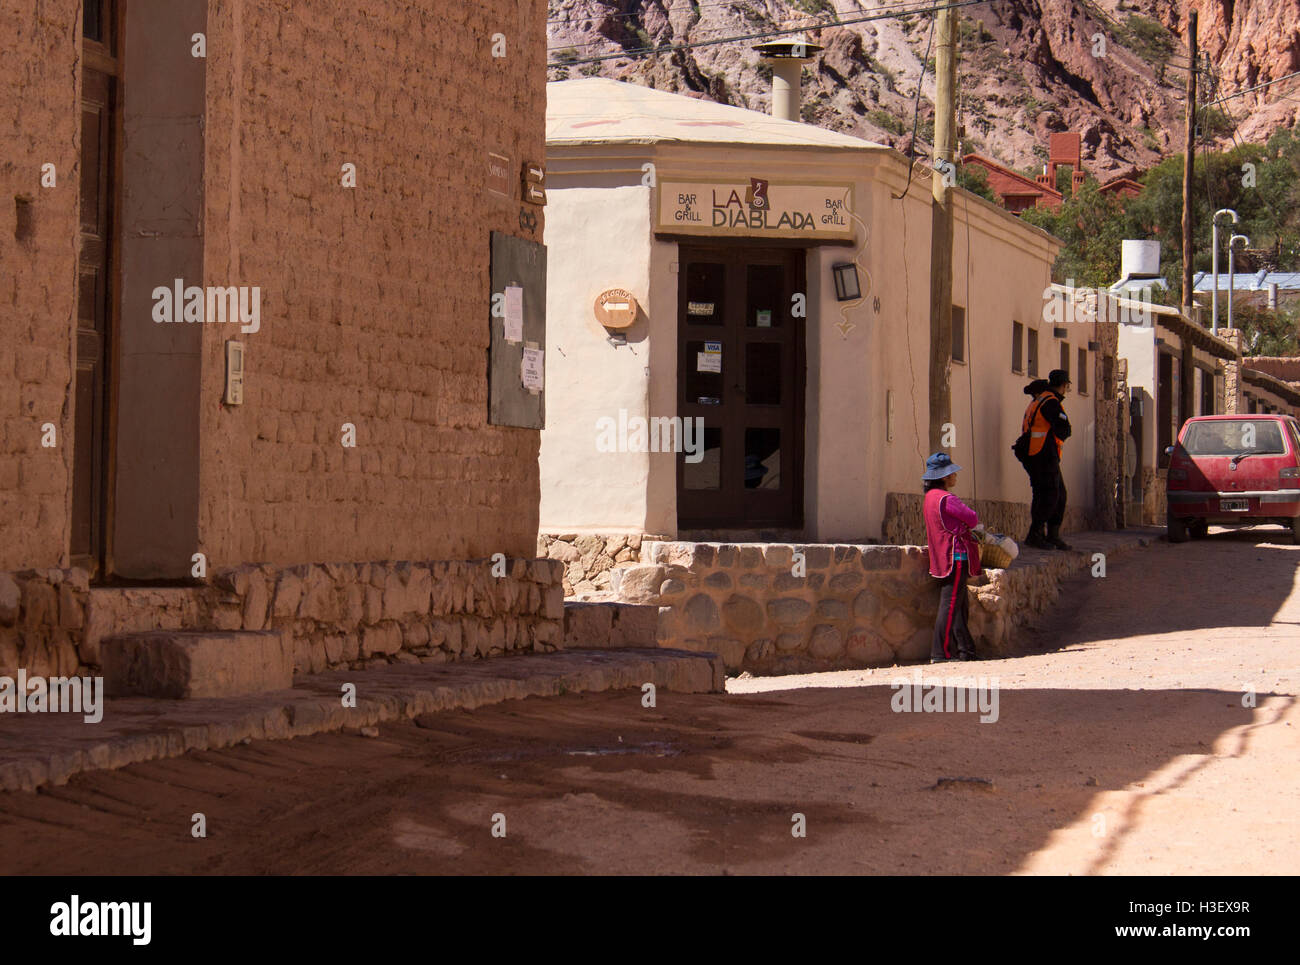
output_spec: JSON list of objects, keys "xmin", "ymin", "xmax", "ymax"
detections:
[
  {"xmin": 1027, "ymin": 459, "xmax": 1067, "ymax": 533},
  {"xmin": 931, "ymin": 559, "xmax": 976, "ymax": 661}
]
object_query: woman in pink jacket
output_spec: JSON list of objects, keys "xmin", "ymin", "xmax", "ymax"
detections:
[{"xmin": 921, "ymin": 452, "xmax": 981, "ymax": 662}]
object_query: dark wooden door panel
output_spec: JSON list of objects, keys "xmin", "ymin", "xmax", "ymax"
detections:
[
  {"xmin": 677, "ymin": 247, "xmax": 805, "ymax": 529},
  {"xmin": 73, "ymin": 4, "xmax": 118, "ymax": 575}
]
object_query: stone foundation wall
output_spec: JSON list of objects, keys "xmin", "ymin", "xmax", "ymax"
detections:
[
  {"xmin": 1, "ymin": 558, "xmax": 563, "ymax": 679},
  {"xmin": 539, "ymin": 533, "xmax": 647, "ymax": 596},
  {"xmin": 618, "ymin": 540, "xmax": 1092, "ymax": 674},
  {"xmin": 881, "ymin": 492, "xmax": 1096, "ymax": 545}
]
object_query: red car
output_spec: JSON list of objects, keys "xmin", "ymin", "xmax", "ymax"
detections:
[{"xmin": 1166, "ymin": 414, "xmax": 1300, "ymax": 542}]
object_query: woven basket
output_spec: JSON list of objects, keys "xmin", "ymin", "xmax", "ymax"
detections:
[{"xmin": 978, "ymin": 541, "xmax": 1014, "ymax": 570}]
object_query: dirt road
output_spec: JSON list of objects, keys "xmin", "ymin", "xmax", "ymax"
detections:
[{"xmin": 1, "ymin": 527, "xmax": 1296, "ymax": 874}]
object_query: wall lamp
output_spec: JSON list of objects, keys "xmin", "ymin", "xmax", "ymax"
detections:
[{"xmin": 832, "ymin": 262, "xmax": 861, "ymax": 302}]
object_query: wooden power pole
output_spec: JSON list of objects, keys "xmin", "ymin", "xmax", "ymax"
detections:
[
  {"xmin": 1180, "ymin": 10, "xmax": 1198, "ymax": 428},
  {"xmin": 1181, "ymin": 10, "xmax": 1197, "ymax": 321},
  {"xmin": 928, "ymin": 6, "xmax": 957, "ymax": 452}
]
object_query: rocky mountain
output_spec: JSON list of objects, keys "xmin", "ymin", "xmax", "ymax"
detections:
[{"xmin": 547, "ymin": 0, "xmax": 1300, "ymax": 181}]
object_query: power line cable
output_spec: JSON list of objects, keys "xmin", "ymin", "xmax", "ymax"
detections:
[{"xmin": 547, "ymin": 0, "xmax": 988, "ymax": 66}]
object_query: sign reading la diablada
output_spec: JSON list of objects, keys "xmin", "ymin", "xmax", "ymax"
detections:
[{"xmin": 659, "ymin": 178, "xmax": 855, "ymax": 241}]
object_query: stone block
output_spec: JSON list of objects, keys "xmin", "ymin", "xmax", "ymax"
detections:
[
  {"xmin": 881, "ymin": 609, "xmax": 914, "ymax": 643},
  {"xmin": 20, "ymin": 581, "xmax": 55, "ymax": 630},
  {"xmin": 57, "ymin": 583, "xmax": 83, "ymax": 630},
  {"xmin": 815, "ymin": 599, "xmax": 849, "ymax": 621},
  {"xmin": 683, "ymin": 593, "xmax": 720, "ymax": 632},
  {"xmin": 618, "ymin": 564, "xmax": 667, "ymax": 604},
  {"xmin": 808, "ymin": 624, "xmax": 843, "ymax": 659},
  {"xmin": 272, "ymin": 573, "xmax": 303, "ymax": 619},
  {"xmin": 704, "ymin": 571, "xmax": 732, "ymax": 589},
  {"xmin": 705, "ymin": 636, "xmax": 746, "ymax": 668},
  {"xmin": 243, "ymin": 576, "xmax": 270, "ymax": 631},
  {"xmin": 101, "ymin": 630, "xmax": 292, "ymax": 699},
  {"xmin": 861, "ymin": 546, "xmax": 903, "ymax": 570},
  {"xmin": 762, "ymin": 545, "xmax": 794, "ymax": 569},
  {"xmin": 801, "ymin": 545, "xmax": 832, "ymax": 569},
  {"xmin": 361, "ymin": 623, "xmax": 402, "ymax": 656},
  {"xmin": 775, "ymin": 632, "xmax": 805, "ymax": 652},
  {"xmin": 768, "ymin": 598, "xmax": 812, "ymax": 626},
  {"xmin": 773, "ymin": 572, "xmax": 805, "ymax": 591},
  {"xmin": 563, "ymin": 602, "xmax": 614, "ymax": 648},
  {"xmin": 746, "ymin": 638, "xmax": 774, "ymax": 663},
  {"xmin": 542, "ymin": 584, "xmax": 564, "ymax": 619},
  {"xmin": 829, "ymin": 571, "xmax": 862, "ymax": 591}
]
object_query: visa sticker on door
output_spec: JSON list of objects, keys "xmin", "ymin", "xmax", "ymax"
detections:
[{"xmin": 697, "ymin": 341, "xmax": 722, "ymax": 373}]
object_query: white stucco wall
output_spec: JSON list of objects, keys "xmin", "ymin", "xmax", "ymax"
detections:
[{"xmin": 539, "ymin": 182, "xmax": 653, "ymax": 533}]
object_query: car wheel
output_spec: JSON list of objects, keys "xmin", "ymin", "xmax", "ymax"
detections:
[
  {"xmin": 1189, "ymin": 518, "xmax": 1209, "ymax": 539},
  {"xmin": 1167, "ymin": 510, "xmax": 1188, "ymax": 543}
]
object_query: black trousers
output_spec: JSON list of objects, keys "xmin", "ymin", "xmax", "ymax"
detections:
[
  {"xmin": 931, "ymin": 559, "xmax": 976, "ymax": 661},
  {"xmin": 1027, "ymin": 459, "xmax": 1067, "ymax": 532}
]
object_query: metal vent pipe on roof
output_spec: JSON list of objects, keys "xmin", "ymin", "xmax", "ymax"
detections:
[{"xmin": 753, "ymin": 37, "xmax": 823, "ymax": 122}]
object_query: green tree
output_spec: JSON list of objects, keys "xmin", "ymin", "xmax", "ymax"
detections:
[{"xmin": 957, "ymin": 163, "xmax": 997, "ymax": 203}]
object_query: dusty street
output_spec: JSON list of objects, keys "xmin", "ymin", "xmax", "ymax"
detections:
[{"xmin": 1, "ymin": 527, "xmax": 1296, "ymax": 875}]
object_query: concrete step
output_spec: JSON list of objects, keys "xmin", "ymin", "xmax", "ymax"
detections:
[
  {"xmin": 84, "ymin": 586, "xmax": 211, "ymax": 666},
  {"xmin": 562, "ymin": 601, "xmax": 659, "ymax": 649},
  {"xmin": 102, "ymin": 630, "xmax": 292, "ymax": 699},
  {"xmin": 0, "ymin": 647, "xmax": 724, "ymax": 792}
]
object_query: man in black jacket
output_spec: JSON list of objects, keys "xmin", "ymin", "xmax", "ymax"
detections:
[{"xmin": 1021, "ymin": 369, "xmax": 1073, "ymax": 550}]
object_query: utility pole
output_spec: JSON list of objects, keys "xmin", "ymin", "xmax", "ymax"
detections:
[
  {"xmin": 928, "ymin": 6, "xmax": 956, "ymax": 452},
  {"xmin": 1181, "ymin": 10, "xmax": 1197, "ymax": 322},
  {"xmin": 1180, "ymin": 10, "xmax": 1197, "ymax": 430}
]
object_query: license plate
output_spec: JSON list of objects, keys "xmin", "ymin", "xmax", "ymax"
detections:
[{"xmin": 1220, "ymin": 498, "xmax": 1249, "ymax": 511}]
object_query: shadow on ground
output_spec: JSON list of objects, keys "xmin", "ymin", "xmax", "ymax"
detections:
[
  {"xmin": 0, "ymin": 683, "xmax": 1277, "ymax": 874},
  {"xmin": 1014, "ymin": 524, "xmax": 1299, "ymax": 653}
]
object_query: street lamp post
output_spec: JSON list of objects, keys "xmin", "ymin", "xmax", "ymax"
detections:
[
  {"xmin": 1212, "ymin": 208, "xmax": 1239, "ymax": 332},
  {"xmin": 1228, "ymin": 233, "xmax": 1250, "ymax": 332}
]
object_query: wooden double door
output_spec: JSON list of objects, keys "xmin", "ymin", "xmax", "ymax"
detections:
[{"xmin": 676, "ymin": 246, "xmax": 805, "ymax": 530}]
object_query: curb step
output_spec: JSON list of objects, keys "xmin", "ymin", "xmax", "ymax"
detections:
[
  {"xmin": 102, "ymin": 630, "xmax": 292, "ymax": 699},
  {"xmin": 0, "ymin": 647, "xmax": 724, "ymax": 793},
  {"xmin": 562, "ymin": 601, "xmax": 659, "ymax": 649}
]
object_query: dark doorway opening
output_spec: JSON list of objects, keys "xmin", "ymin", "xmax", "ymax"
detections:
[{"xmin": 72, "ymin": 0, "xmax": 120, "ymax": 578}]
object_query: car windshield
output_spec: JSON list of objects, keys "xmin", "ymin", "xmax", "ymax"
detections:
[{"xmin": 1182, "ymin": 420, "xmax": 1287, "ymax": 456}]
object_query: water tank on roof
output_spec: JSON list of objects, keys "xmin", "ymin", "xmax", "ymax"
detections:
[{"xmin": 1121, "ymin": 239, "xmax": 1161, "ymax": 279}]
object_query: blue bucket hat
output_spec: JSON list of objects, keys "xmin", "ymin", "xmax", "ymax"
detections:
[{"xmin": 922, "ymin": 451, "xmax": 962, "ymax": 481}]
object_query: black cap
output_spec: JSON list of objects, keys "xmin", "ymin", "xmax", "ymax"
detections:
[{"xmin": 1048, "ymin": 369, "xmax": 1071, "ymax": 387}]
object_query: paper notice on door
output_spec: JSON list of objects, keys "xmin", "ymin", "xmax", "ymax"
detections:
[
  {"xmin": 521, "ymin": 347, "xmax": 544, "ymax": 391},
  {"xmin": 504, "ymin": 285, "xmax": 524, "ymax": 343},
  {"xmin": 697, "ymin": 341, "xmax": 722, "ymax": 373},
  {"xmin": 756, "ymin": 309, "xmax": 772, "ymax": 327}
]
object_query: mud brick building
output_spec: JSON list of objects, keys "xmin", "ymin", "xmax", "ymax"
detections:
[{"xmin": 1, "ymin": 0, "xmax": 560, "ymax": 682}]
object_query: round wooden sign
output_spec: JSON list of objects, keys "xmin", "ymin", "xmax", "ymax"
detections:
[{"xmin": 593, "ymin": 289, "xmax": 638, "ymax": 329}]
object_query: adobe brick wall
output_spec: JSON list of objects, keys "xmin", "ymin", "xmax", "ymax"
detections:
[
  {"xmin": 198, "ymin": 0, "xmax": 549, "ymax": 569},
  {"xmin": 0, "ymin": 0, "xmax": 80, "ymax": 571}
]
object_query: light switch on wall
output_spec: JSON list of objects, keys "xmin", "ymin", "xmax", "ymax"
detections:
[{"xmin": 225, "ymin": 339, "xmax": 245, "ymax": 405}]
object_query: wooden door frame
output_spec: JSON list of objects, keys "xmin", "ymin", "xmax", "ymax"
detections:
[
  {"xmin": 74, "ymin": 0, "xmax": 124, "ymax": 579},
  {"xmin": 674, "ymin": 245, "xmax": 807, "ymax": 530}
]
